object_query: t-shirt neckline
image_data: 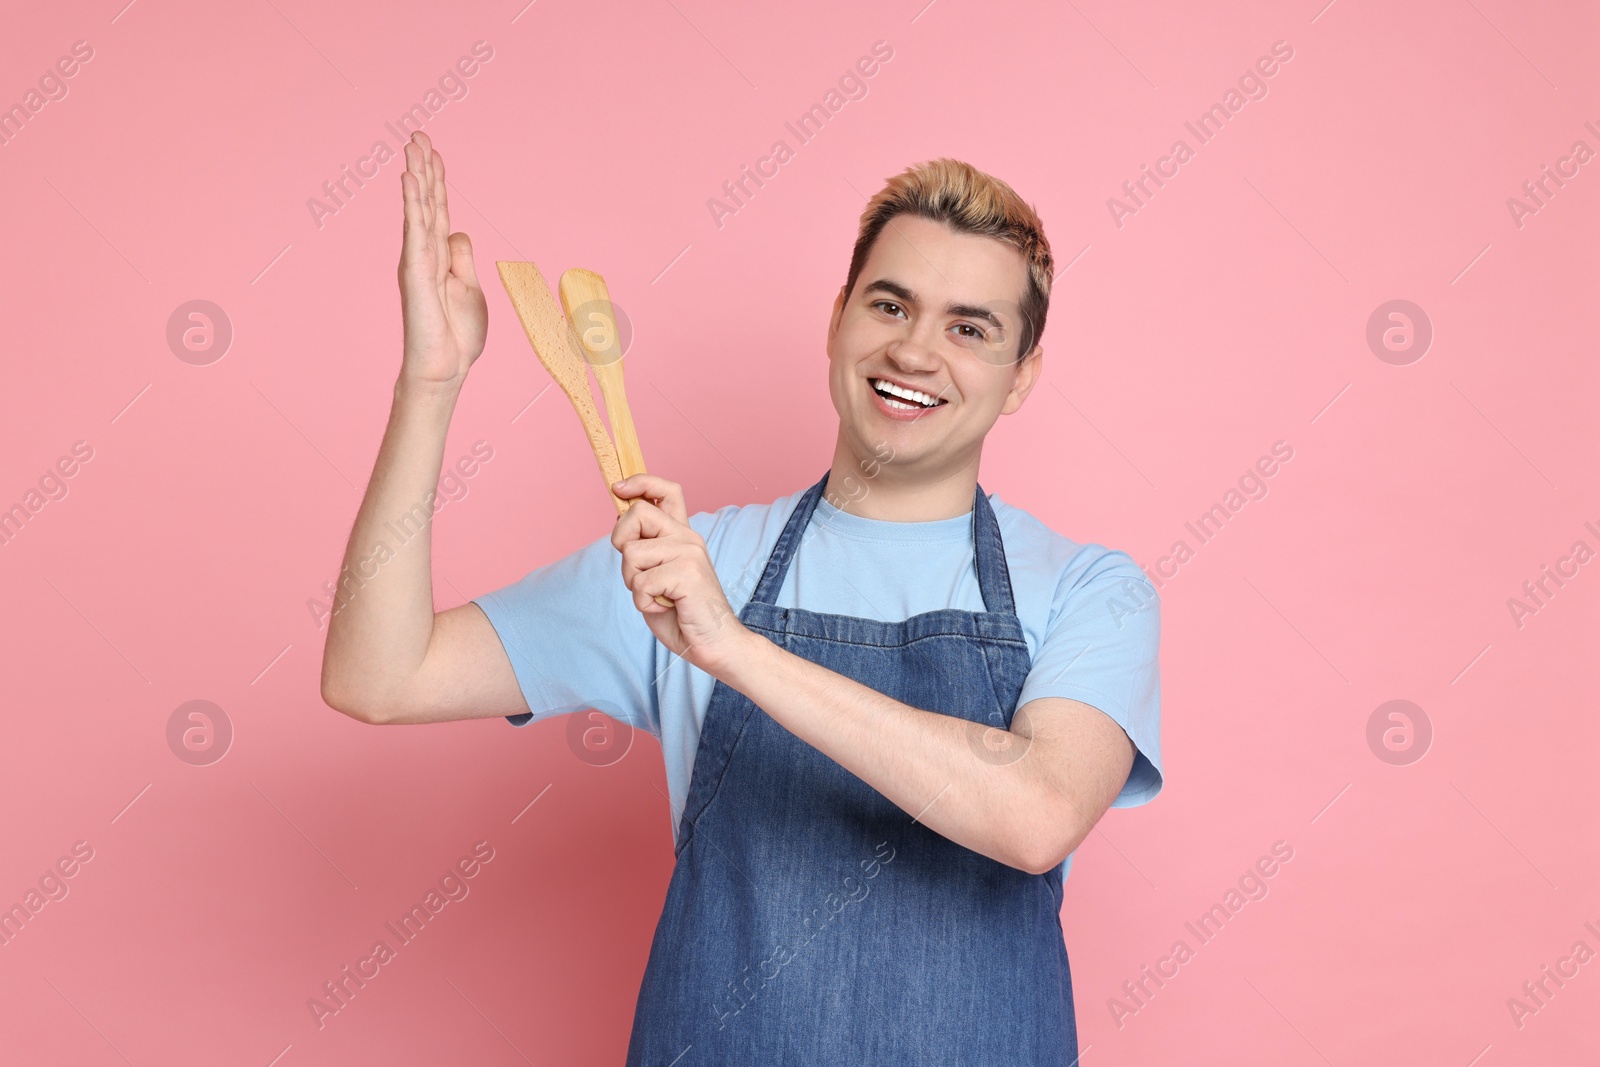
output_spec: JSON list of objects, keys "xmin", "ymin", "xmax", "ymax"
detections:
[{"xmin": 810, "ymin": 493, "xmax": 975, "ymax": 544}]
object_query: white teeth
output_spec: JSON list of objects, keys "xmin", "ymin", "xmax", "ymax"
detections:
[{"xmin": 871, "ymin": 378, "xmax": 943, "ymax": 408}]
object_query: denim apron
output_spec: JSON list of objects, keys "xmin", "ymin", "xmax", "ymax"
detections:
[{"xmin": 625, "ymin": 471, "xmax": 1077, "ymax": 1065}]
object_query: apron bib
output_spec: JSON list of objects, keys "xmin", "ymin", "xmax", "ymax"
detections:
[{"xmin": 625, "ymin": 471, "xmax": 1077, "ymax": 1065}]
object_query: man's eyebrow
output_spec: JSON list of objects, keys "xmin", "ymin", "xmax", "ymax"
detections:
[{"xmin": 861, "ymin": 279, "xmax": 1004, "ymax": 329}]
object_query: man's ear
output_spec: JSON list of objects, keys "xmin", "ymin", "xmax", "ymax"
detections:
[
  {"xmin": 1000, "ymin": 345, "xmax": 1044, "ymax": 416},
  {"xmin": 828, "ymin": 285, "xmax": 847, "ymax": 343}
]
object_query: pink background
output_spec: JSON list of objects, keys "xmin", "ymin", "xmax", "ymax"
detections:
[{"xmin": 2, "ymin": 0, "xmax": 1596, "ymax": 1063}]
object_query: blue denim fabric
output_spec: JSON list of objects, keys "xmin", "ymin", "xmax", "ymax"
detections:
[{"xmin": 625, "ymin": 471, "xmax": 1077, "ymax": 1065}]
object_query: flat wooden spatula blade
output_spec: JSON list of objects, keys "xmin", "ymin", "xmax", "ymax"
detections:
[{"xmin": 495, "ymin": 260, "xmax": 624, "ymax": 500}]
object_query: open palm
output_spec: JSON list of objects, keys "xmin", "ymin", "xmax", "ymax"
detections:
[{"xmin": 397, "ymin": 131, "xmax": 487, "ymax": 385}]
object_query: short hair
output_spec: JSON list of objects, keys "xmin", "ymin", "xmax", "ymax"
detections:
[{"xmin": 842, "ymin": 158, "xmax": 1053, "ymax": 362}]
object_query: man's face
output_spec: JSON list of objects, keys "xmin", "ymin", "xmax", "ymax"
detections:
[{"xmin": 826, "ymin": 214, "xmax": 1043, "ymax": 476}]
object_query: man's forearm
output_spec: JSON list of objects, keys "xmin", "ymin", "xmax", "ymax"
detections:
[
  {"xmin": 320, "ymin": 374, "xmax": 461, "ymax": 718},
  {"xmin": 716, "ymin": 631, "xmax": 1078, "ymax": 873}
]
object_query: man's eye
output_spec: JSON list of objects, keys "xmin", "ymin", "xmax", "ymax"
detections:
[
  {"xmin": 953, "ymin": 323, "xmax": 984, "ymax": 340},
  {"xmin": 872, "ymin": 300, "xmax": 905, "ymax": 318}
]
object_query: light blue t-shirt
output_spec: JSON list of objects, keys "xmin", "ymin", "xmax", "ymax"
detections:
[{"xmin": 473, "ymin": 484, "xmax": 1163, "ymax": 881}]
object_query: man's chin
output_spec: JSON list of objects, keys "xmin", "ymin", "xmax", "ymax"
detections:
[{"xmin": 842, "ymin": 425, "xmax": 932, "ymax": 468}]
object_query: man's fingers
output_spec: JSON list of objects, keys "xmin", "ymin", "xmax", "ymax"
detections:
[
  {"xmin": 632, "ymin": 582, "xmax": 674, "ymax": 615},
  {"xmin": 613, "ymin": 497, "xmax": 679, "ymax": 543},
  {"xmin": 618, "ymin": 537, "xmax": 678, "ymax": 588},
  {"xmin": 395, "ymin": 143, "xmax": 432, "ymax": 275},
  {"xmin": 431, "ymin": 150, "xmax": 450, "ymax": 249},
  {"xmin": 610, "ymin": 497, "xmax": 670, "ymax": 551},
  {"xmin": 611, "ymin": 502, "xmax": 656, "ymax": 550},
  {"xmin": 609, "ymin": 503, "xmax": 640, "ymax": 551},
  {"xmin": 406, "ymin": 140, "xmax": 432, "ymax": 234},
  {"xmin": 400, "ymin": 170, "xmax": 425, "ymax": 259},
  {"xmin": 612, "ymin": 474, "xmax": 688, "ymax": 524},
  {"xmin": 629, "ymin": 558, "xmax": 685, "ymax": 609},
  {"xmin": 634, "ymin": 499, "xmax": 686, "ymax": 538}
]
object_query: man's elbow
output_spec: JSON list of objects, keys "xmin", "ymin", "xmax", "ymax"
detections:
[
  {"xmin": 1015, "ymin": 839, "xmax": 1073, "ymax": 878},
  {"xmin": 320, "ymin": 671, "xmax": 388, "ymax": 726},
  {"xmin": 1014, "ymin": 807, "xmax": 1087, "ymax": 876}
]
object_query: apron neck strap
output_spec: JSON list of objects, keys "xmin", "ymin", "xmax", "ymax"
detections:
[{"xmin": 747, "ymin": 469, "xmax": 1018, "ymax": 615}]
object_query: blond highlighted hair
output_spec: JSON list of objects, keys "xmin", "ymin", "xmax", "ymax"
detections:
[{"xmin": 843, "ymin": 158, "xmax": 1054, "ymax": 361}]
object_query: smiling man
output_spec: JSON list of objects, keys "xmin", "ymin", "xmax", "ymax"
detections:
[{"xmin": 321, "ymin": 131, "xmax": 1163, "ymax": 1066}]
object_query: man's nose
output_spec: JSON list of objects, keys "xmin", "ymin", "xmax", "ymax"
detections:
[{"xmin": 885, "ymin": 323, "xmax": 941, "ymax": 373}]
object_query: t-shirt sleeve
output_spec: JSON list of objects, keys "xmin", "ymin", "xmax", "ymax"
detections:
[
  {"xmin": 471, "ymin": 531, "xmax": 662, "ymax": 737},
  {"xmin": 1017, "ymin": 548, "xmax": 1163, "ymax": 807}
]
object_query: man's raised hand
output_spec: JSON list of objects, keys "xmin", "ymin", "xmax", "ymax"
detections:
[{"xmin": 398, "ymin": 131, "xmax": 487, "ymax": 388}]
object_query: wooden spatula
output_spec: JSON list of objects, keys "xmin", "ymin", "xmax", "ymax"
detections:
[
  {"xmin": 496, "ymin": 260, "xmax": 623, "ymax": 498},
  {"xmin": 495, "ymin": 259, "xmax": 672, "ymax": 608},
  {"xmin": 558, "ymin": 269, "xmax": 646, "ymax": 479}
]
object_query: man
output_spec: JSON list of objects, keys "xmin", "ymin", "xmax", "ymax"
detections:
[{"xmin": 321, "ymin": 130, "xmax": 1163, "ymax": 1065}]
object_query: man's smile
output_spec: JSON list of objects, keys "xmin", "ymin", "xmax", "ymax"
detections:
[{"xmin": 868, "ymin": 374, "xmax": 949, "ymax": 420}]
